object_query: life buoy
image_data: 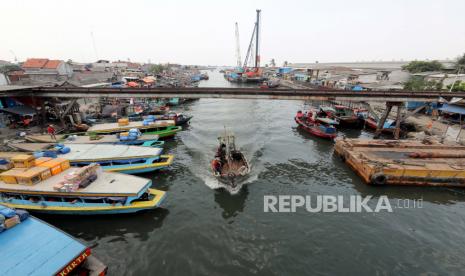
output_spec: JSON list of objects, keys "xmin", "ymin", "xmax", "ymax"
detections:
[{"xmin": 371, "ymin": 173, "xmax": 387, "ymax": 185}]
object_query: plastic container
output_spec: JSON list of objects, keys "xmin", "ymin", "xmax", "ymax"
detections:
[
  {"xmin": 0, "ymin": 168, "xmax": 26, "ymax": 184},
  {"xmin": 38, "ymin": 160, "xmax": 62, "ymax": 175},
  {"xmin": 59, "ymin": 147, "xmax": 71, "ymax": 154},
  {"xmin": 25, "ymin": 166, "xmax": 52, "ymax": 181},
  {"xmin": 15, "ymin": 168, "xmax": 43, "ymax": 185},
  {"xmin": 33, "ymin": 152, "xmax": 44, "ymax": 158},
  {"xmin": 11, "ymin": 154, "xmax": 35, "ymax": 169},
  {"xmin": 43, "ymin": 151, "xmax": 58, "ymax": 158},
  {"xmin": 55, "ymin": 158, "xmax": 71, "ymax": 171},
  {"xmin": 34, "ymin": 157, "xmax": 52, "ymax": 166},
  {"xmin": 118, "ymin": 118, "xmax": 129, "ymax": 126}
]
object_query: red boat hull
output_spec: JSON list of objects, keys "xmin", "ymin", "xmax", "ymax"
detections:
[{"xmin": 295, "ymin": 117, "xmax": 337, "ymax": 140}]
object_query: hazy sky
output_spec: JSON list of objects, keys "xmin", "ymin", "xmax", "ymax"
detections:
[{"xmin": 1, "ymin": 0, "xmax": 464, "ymax": 65}]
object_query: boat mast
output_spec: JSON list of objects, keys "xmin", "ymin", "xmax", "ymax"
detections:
[{"xmin": 255, "ymin": 9, "xmax": 261, "ymax": 69}]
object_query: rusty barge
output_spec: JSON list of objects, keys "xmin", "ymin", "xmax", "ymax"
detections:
[{"xmin": 334, "ymin": 138, "xmax": 465, "ymax": 187}]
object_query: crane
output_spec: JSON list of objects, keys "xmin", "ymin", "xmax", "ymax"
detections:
[{"xmin": 235, "ymin": 22, "xmax": 242, "ymax": 68}]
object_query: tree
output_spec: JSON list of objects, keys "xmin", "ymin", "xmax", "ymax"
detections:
[
  {"xmin": 402, "ymin": 60, "xmax": 443, "ymax": 73},
  {"xmin": 283, "ymin": 61, "xmax": 288, "ymax": 67},
  {"xmin": 149, "ymin": 64, "xmax": 166, "ymax": 74},
  {"xmin": 447, "ymin": 81, "xmax": 465, "ymax": 92},
  {"xmin": 403, "ymin": 76, "xmax": 442, "ymax": 91},
  {"xmin": 456, "ymin": 53, "xmax": 465, "ymax": 72},
  {"xmin": 270, "ymin": 58, "xmax": 276, "ymax": 67}
]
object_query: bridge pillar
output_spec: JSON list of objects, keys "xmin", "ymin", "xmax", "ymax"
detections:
[{"xmin": 374, "ymin": 101, "xmax": 403, "ymax": 139}]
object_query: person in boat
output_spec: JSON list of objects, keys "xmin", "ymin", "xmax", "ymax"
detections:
[
  {"xmin": 296, "ymin": 110, "xmax": 303, "ymax": 119},
  {"xmin": 215, "ymin": 143, "xmax": 227, "ymax": 164},
  {"xmin": 212, "ymin": 157, "xmax": 222, "ymax": 174},
  {"xmin": 306, "ymin": 111, "xmax": 313, "ymax": 123}
]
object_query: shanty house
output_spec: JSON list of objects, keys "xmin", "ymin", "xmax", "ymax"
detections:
[{"xmin": 22, "ymin": 58, "xmax": 73, "ymax": 81}]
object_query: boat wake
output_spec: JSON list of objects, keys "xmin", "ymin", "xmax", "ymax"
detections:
[{"xmin": 176, "ymin": 98, "xmax": 277, "ymax": 194}]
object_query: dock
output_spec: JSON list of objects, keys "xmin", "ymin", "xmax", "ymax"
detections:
[{"xmin": 334, "ymin": 138, "xmax": 465, "ymax": 187}]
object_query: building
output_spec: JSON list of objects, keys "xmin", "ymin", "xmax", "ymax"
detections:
[{"xmin": 22, "ymin": 58, "xmax": 73, "ymax": 81}]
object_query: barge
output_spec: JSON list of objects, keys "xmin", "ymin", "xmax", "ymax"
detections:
[{"xmin": 334, "ymin": 138, "xmax": 465, "ymax": 187}]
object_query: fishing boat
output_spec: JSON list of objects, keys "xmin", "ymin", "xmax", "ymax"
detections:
[
  {"xmin": 5, "ymin": 144, "xmax": 174, "ymax": 175},
  {"xmin": 0, "ymin": 207, "xmax": 107, "ymax": 274},
  {"xmin": 210, "ymin": 131, "xmax": 250, "ymax": 188},
  {"xmin": 154, "ymin": 112, "xmax": 192, "ymax": 126},
  {"xmin": 86, "ymin": 119, "xmax": 182, "ymax": 138},
  {"xmin": 0, "ymin": 156, "xmax": 166, "ymax": 215},
  {"xmin": 295, "ymin": 110, "xmax": 338, "ymax": 140},
  {"xmin": 332, "ymin": 105, "xmax": 363, "ymax": 126},
  {"xmin": 22, "ymin": 132, "xmax": 163, "ymax": 148}
]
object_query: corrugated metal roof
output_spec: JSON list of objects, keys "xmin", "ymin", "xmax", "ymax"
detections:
[{"xmin": 439, "ymin": 103, "xmax": 465, "ymax": 115}]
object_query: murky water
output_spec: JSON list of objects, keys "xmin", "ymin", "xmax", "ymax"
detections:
[{"xmin": 41, "ymin": 70, "xmax": 465, "ymax": 275}]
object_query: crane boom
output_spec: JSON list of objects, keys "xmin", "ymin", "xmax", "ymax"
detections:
[{"xmin": 235, "ymin": 23, "xmax": 242, "ymax": 68}]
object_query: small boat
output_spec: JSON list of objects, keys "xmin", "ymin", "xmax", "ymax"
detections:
[
  {"xmin": 259, "ymin": 78, "xmax": 280, "ymax": 89},
  {"xmin": 5, "ymin": 144, "xmax": 174, "ymax": 175},
  {"xmin": 153, "ymin": 112, "xmax": 192, "ymax": 126},
  {"xmin": 0, "ymin": 208, "xmax": 107, "ymax": 274},
  {"xmin": 332, "ymin": 105, "xmax": 363, "ymax": 126},
  {"xmin": 0, "ymin": 157, "xmax": 166, "ymax": 214},
  {"xmin": 295, "ymin": 110, "xmax": 338, "ymax": 140},
  {"xmin": 210, "ymin": 131, "xmax": 250, "ymax": 188},
  {"xmin": 364, "ymin": 117, "xmax": 397, "ymax": 133}
]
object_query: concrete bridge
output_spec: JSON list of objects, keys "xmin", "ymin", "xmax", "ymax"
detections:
[{"xmin": 2, "ymin": 86, "xmax": 464, "ymax": 102}]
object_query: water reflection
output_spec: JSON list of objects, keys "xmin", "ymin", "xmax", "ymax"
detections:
[
  {"xmin": 214, "ymin": 186, "xmax": 249, "ymax": 219},
  {"xmin": 38, "ymin": 208, "xmax": 169, "ymax": 242}
]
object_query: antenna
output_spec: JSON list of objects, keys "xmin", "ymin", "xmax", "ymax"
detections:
[
  {"xmin": 9, "ymin": 50, "xmax": 17, "ymax": 63},
  {"xmin": 235, "ymin": 23, "xmax": 242, "ymax": 68},
  {"xmin": 90, "ymin": 31, "xmax": 99, "ymax": 61}
]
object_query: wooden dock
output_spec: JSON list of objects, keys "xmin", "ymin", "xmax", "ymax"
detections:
[{"xmin": 334, "ymin": 138, "xmax": 465, "ymax": 187}]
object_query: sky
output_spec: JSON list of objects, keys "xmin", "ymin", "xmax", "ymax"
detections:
[{"xmin": 1, "ymin": 0, "xmax": 465, "ymax": 66}]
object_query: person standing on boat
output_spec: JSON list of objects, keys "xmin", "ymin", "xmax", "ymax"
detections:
[
  {"xmin": 215, "ymin": 143, "xmax": 227, "ymax": 164},
  {"xmin": 212, "ymin": 158, "xmax": 222, "ymax": 174},
  {"xmin": 47, "ymin": 124, "xmax": 56, "ymax": 141}
]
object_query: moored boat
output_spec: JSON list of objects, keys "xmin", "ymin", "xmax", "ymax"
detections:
[
  {"xmin": 4, "ymin": 144, "xmax": 174, "ymax": 175},
  {"xmin": 210, "ymin": 131, "xmax": 250, "ymax": 188},
  {"xmin": 86, "ymin": 119, "xmax": 181, "ymax": 137},
  {"xmin": 0, "ymin": 156, "xmax": 166, "ymax": 214},
  {"xmin": 20, "ymin": 132, "xmax": 164, "ymax": 148},
  {"xmin": 295, "ymin": 110, "xmax": 338, "ymax": 140},
  {"xmin": 0, "ymin": 207, "xmax": 107, "ymax": 274},
  {"xmin": 331, "ymin": 105, "xmax": 363, "ymax": 126}
]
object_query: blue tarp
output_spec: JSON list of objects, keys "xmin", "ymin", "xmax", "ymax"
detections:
[{"xmin": 439, "ymin": 103, "xmax": 465, "ymax": 115}]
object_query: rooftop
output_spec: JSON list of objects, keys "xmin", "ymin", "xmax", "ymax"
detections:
[{"xmin": 22, "ymin": 58, "xmax": 63, "ymax": 69}]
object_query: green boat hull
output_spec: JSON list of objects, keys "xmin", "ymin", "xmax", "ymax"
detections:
[{"xmin": 143, "ymin": 126, "xmax": 182, "ymax": 138}]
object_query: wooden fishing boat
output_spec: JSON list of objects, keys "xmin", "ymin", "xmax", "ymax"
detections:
[
  {"xmin": 152, "ymin": 113, "xmax": 192, "ymax": 126},
  {"xmin": 333, "ymin": 105, "xmax": 363, "ymax": 126},
  {"xmin": 86, "ymin": 120, "xmax": 179, "ymax": 136},
  {"xmin": 364, "ymin": 117, "xmax": 396, "ymax": 133},
  {"xmin": 0, "ymin": 157, "xmax": 166, "ymax": 215},
  {"xmin": 21, "ymin": 133, "xmax": 164, "ymax": 148},
  {"xmin": 210, "ymin": 131, "xmax": 250, "ymax": 188},
  {"xmin": 0, "ymin": 210, "xmax": 107, "ymax": 274},
  {"xmin": 5, "ymin": 144, "xmax": 174, "ymax": 175},
  {"xmin": 295, "ymin": 110, "xmax": 338, "ymax": 140}
]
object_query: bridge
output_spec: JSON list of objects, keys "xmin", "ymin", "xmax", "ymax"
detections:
[{"xmin": 1, "ymin": 86, "xmax": 463, "ymax": 102}]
